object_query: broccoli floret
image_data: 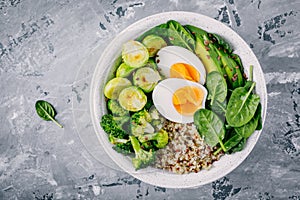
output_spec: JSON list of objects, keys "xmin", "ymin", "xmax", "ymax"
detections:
[
  {"xmin": 100, "ymin": 114, "xmax": 128, "ymax": 138},
  {"xmin": 141, "ymin": 141, "xmax": 157, "ymax": 151},
  {"xmin": 131, "ymin": 109, "xmax": 152, "ymax": 123},
  {"xmin": 113, "ymin": 115, "xmax": 130, "ymax": 130},
  {"xmin": 149, "ymin": 107, "xmax": 165, "ymax": 131},
  {"xmin": 109, "ymin": 134, "xmax": 129, "ymax": 144},
  {"xmin": 101, "ymin": 114, "xmax": 134, "ymax": 154},
  {"xmin": 131, "ymin": 109, "xmax": 154, "ymax": 136},
  {"xmin": 107, "ymin": 99, "xmax": 129, "ymax": 116},
  {"xmin": 130, "ymin": 136, "xmax": 155, "ymax": 170},
  {"xmin": 138, "ymin": 129, "xmax": 169, "ymax": 149},
  {"xmin": 149, "ymin": 107, "xmax": 160, "ymax": 119},
  {"xmin": 109, "ymin": 134, "xmax": 133, "ymax": 154},
  {"xmin": 144, "ymin": 98, "xmax": 153, "ymax": 111}
]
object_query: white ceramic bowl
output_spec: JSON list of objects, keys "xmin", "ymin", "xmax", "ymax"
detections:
[{"xmin": 90, "ymin": 11, "xmax": 267, "ymax": 188}]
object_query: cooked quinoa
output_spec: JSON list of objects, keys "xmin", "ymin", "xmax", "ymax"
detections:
[{"xmin": 154, "ymin": 120, "xmax": 223, "ymax": 174}]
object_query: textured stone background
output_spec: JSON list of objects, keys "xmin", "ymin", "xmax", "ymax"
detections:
[{"xmin": 0, "ymin": 0, "xmax": 299, "ymax": 199}]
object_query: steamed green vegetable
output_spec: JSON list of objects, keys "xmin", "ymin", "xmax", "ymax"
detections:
[
  {"xmin": 130, "ymin": 109, "xmax": 153, "ymax": 137},
  {"xmin": 148, "ymin": 107, "xmax": 165, "ymax": 131},
  {"xmin": 116, "ymin": 63, "xmax": 136, "ymax": 78},
  {"xmin": 130, "ymin": 136, "xmax": 155, "ymax": 170},
  {"xmin": 138, "ymin": 129, "xmax": 169, "ymax": 149},
  {"xmin": 142, "ymin": 35, "xmax": 167, "ymax": 57},
  {"xmin": 122, "ymin": 40, "xmax": 149, "ymax": 68},
  {"xmin": 144, "ymin": 58, "xmax": 158, "ymax": 70},
  {"xmin": 100, "ymin": 114, "xmax": 128, "ymax": 139},
  {"xmin": 118, "ymin": 86, "xmax": 147, "ymax": 112},
  {"xmin": 100, "ymin": 114, "xmax": 132, "ymax": 154},
  {"xmin": 104, "ymin": 77, "xmax": 132, "ymax": 99},
  {"xmin": 35, "ymin": 100, "xmax": 63, "ymax": 128},
  {"xmin": 133, "ymin": 67, "xmax": 161, "ymax": 92},
  {"xmin": 108, "ymin": 134, "xmax": 133, "ymax": 154},
  {"xmin": 107, "ymin": 99, "xmax": 129, "ymax": 116}
]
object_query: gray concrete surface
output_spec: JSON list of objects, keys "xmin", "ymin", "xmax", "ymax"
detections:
[{"xmin": 0, "ymin": 0, "xmax": 299, "ymax": 199}]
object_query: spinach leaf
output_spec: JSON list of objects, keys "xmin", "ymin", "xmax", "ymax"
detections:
[
  {"xmin": 194, "ymin": 109, "xmax": 226, "ymax": 151},
  {"xmin": 35, "ymin": 100, "xmax": 63, "ymax": 128},
  {"xmin": 210, "ymin": 100, "xmax": 227, "ymax": 116},
  {"xmin": 256, "ymin": 104, "xmax": 263, "ymax": 130},
  {"xmin": 135, "ymin": 23, "xmax": 169, "ymax": 42},
  {"xmin": 214, "ymin": 130, "xmax": 244, "ymax": 155},
  {"xmin": 234, "ymin": 103, "xmax": 262, "ymax": 138},
  {"xmin": 229, "ymin": 137, "xmax": 246, "ymax": 153},
  {"xmin": 206, "ymin": 71, "xmax": 227, "ymax": 106},
  {"xmin": 225, "ymin": 82, "xmax": 260, "ymax": 127},
  {"xmin": 166, "ymin": 20, "xmax": 195, "ymax": 52}
]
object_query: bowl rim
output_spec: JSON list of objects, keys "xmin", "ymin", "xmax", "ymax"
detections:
[{"xmin": 89, "ymin": 11, "xmax": 268, "ymax": 188}]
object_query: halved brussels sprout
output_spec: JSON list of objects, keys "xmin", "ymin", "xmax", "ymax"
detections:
[
  {"xmin": 116, "ymin": 63, "xmax": 136, "ymax": 78},
  {"xmin": 122, "ymin": 40, "xmax": 149, "ymax": 68},
  {"xmin": 144, "ymin": 58, "xmax": 158, "ymax": 70},
  {"xmin": 133, "ymin": 67, "xmax": 161, "ymax": 93},
  {"xmin": 104, "ymin": 77, "xmax": 132, "ymax": 99},
  {"xmin": 118, "ymin": 86, "xmax": 147, "ymax": 112},
  {"xmin": 142, "ymin": 35, "xmax": 167, "ymax": 57}
]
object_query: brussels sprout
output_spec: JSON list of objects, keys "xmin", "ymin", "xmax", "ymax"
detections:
[
  {"xmin": 122, "ymin": 40, "xmax": 149, "ymax": 68},
  {"xmin": 144, "ymin": 58, "xmax": 158, "ymax": 70},
  {"xmin": 116, "ymin": 63, "xmax": 136, "ymax": 78},
  {"xmin": 142, "ymin": 35, "xmax": 167, "ymax": 57},
  {"xmin": 133, "ymin": 67, "xmax": 161, "ymax": 93},
  {"xmin": 118, "ymin": 86, "xmax": 147, "ymax": 112},
  {"xmin": 104, "ymin": 77, "xmax": 132, "ymax": 99}
]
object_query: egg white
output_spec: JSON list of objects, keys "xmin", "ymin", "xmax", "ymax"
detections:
[
  {"xmin": 152, "ymin": 78, "xmax": 207, "ymax": 123},
  {"xmin": 156, "ymin": 46, "xmax": 206, "ymax": 85}
]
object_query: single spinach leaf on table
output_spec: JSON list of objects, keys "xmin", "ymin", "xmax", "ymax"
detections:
[
  {"xmin": 35, "ymin": 100, "xmax": 63, "ymax": 128},
  {"xmin": 225, "ymin": 81, "xmax": 260, "ymax": 127},
  {"xmin": 166, "ymin": 20, "xmax": 195, "ymax": 52},
  {"xmin": 206, "ymin": 71, "xmax": 227, "ymax": 106},
  {"xmin": 194, "ymin": 109, "xmax": 226, "ymax": 151}
]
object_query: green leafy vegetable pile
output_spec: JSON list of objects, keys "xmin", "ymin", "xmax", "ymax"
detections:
[
  {"xmin": 100, "ymin": 19, "xmax": 263, "ymax": 170},
  {"xmin": 101, "ymin": 35, "xmax": 168, "ymax": 170}
]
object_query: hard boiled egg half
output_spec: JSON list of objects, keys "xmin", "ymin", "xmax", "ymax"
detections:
[
  {"xmin": 152, "ymin": 78, "xmax": 207, "ymax": 123},
  {"xmin": 155, "ymin": 46, "xmax": 206, "ymax": 85}
]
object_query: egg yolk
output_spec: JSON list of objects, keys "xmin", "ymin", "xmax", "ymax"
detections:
[
  {"xmin": 170, "ymin": 63, "xmax": 200, "ymax": 82},
  {"xmin": 172, "ymin": 86, "xmax": 204, "ymax": 116}
]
